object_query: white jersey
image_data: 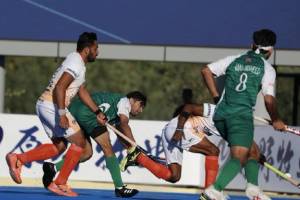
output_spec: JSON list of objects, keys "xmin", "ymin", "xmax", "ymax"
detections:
[
  {"xmin": 40, "ymin": 52, "xmax": 86, "ymax": 106},
  {"xmin": 162, "ymin": 103, "xmax": 218, "ymax": 165}
]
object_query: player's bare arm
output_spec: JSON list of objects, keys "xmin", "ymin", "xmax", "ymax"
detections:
[
  {"xmin": 172, "ymin": 104, "xmax": 204, "ymax": 142},
  {"xmin": 118, "ymin": 114, "xmax": 136, "ymax": 146},
  {"xmin": 176, "ymin": 103, "xmax": 204, "ymax": 129},
  {"xmin": 53, "ymin": 72, "xmax": 74, "ymax": 129},
  {"xmin": 264, "ymin": 94, "xmax": 286, "ymax": 131},
  {"xmin": 78, "ymin": 85, "xmax": 106, "ymax": 125},
  {"xmin": 201, "ymin": 66, "xmax": 220, "ymax": 103}
]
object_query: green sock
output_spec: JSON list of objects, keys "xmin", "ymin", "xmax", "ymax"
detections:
[
  {"xmin": 214, "ymin": 158, "xmax": 241, "ymax": 191},
  {"xmin": 55, "ymin": 159, "xmax": 64, "ymax": 171},
  {"xmin": 245, "ymin": 159, "xmax": 259, "ymax": 185},
  {"xmin": 106, "ymin": 155, "xmax": 123, "ymax": 188}
]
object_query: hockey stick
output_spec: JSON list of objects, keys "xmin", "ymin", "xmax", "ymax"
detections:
[
  {"xmin": 254, "ymin": 116, "xmax": 300, "ymax": 136},
  {"xmin": 106, "ymin": 123, "xmax": 137, "ymax": 147},
  {"xmin": 105, "ymin": 123, "xmax": 165, "ymax": 162},
  {"xmin": 258, "ymin": 154, "xmax": 300, "ymax": 188},
  {"xmin": 263, "ymin": 162, "xmax": 300, "ymax": 188}
]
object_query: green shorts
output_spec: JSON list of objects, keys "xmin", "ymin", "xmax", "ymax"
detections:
[
  {"xmin": 213, "ymin": 114, "xmax": 254, "ymax": 148},
  {"xmin": 72, "ymin": 114, "xmax": 107, "ymax": 139}
]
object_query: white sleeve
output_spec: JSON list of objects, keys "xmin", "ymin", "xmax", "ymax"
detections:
[
  {"xmin": 203, "ymin": 103, "xmax": 216, "ymax": 120},
  {"xmin": 207, "ymin": 55, "xmax": 241, "ymax": 77},
  {"xmin": 117, "ymin": 98, "xmax": 131, "ymax": 118},
  {"xmin": 62, "ymin": 54, "xmax": 83, "ymax": 78},
  {"xmin": 202, "ymin": 103, "xmax": 219, "ymax": 135},
  {"xmin": 261, "ymin": 61, "xmax": 276, "ymax": 97}
]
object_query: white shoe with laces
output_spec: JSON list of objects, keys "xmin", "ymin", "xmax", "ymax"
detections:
[
  {"xmin": 245, "ymin": 183, "xmax": 271, "ymax": 200},
  {"xmin": 199, "ymin": 185, "xmax": 229, "ymax": 200}
]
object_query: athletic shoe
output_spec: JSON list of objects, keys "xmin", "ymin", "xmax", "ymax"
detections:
[
  {"xmin": 120, "ymin": 147, "xmax": 141, "ymax": 172},
  {"xmin": 199, "ymin": 185, "xmax": 228, "ymax": 200},
  {"xmin": 47, "ymin": 182, "xmax": 78, "ymax": 197},
  {"xmin": 199, "ymin": 192, "xmax": 213, "ymax": 200},
  {"xmin": 245, "ymin": 183, "xmax": 271, "ymax": 200},
  {"xmin": 6, "ymin": 153, "xmax": 22, "ymax": 184},
  {"xmin": 42, "ymin": 162, "xmax": 57, "ymax": 188},
  {"xmin": 115, "ymin": 185, "xmax": 139, "ymax": 198}
]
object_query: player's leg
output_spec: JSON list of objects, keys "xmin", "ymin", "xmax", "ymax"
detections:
[
  {"xmin": 6, "ymin": 101, "xmax": 66, "ymax": 184},
  {"xmin": 245, "ymin": 142, "xmax": 260, "ymax": 186},
  {"xmin": 167, "ymin": 163, "xmax": 182, "ymax": 183},
  {"xmin": 93, "ymin": 130, "xmax": 123, "ymax": 188},
  {"xmin": 123, "ymin": 121, "xmax": 195, "ymax": 183},
  {"xmin": 47, "ymin": 129, "xmax": 85, "ymax": 197},
  {"xmin": 6, "ymin": 138, "xmax": 64, "ymax": 184},
  {"xmin": 47, "ymin": 111, "xmax": 86, "ymax": 197},
  {"xmin": 42, "ymin": 137, "xmax": 93, "ymax": 188},
  {"xmin": 55, "ymin": 136, "xmax": 93, "ymax": 169},
  {"xmin": 189, "ymin": 137, "xmax": 219, "ymax": 188},
  {"xmin": 245, "ymin": 142, "xmax": 271, "ymax": 200},
  {"xmin": 50, "ymin": 133, "xmax": 93, "ymax": 172},
  {"xmin": 92, "ymin": 126, "xmax": 138, "ymax": 198},
  {"xmin": 201, "ymin": 116, "xmax": 253, "ymax": 200},
  {"xmin": 133, "ymin": 152, "xmax": 173, "ymax": 181},
  {"xmin": 201, "ymin": 145, "xmax": 249, "ymax": 200},
  {"xmin": 133, "ymin": 124, "xmax": 190, "ymax": 183},
  {"xmin": 213, "ymin": 117, "xmax": 252, "ymax": 190}
]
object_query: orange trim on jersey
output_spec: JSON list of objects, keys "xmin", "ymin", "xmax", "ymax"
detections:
[
  {"xmin": 39, "ymin": 90, "xmax": 53, "ymax": 102},
  {"xmin": 39, "ymin": 90, "xmax": 71, "ymax": 106}
]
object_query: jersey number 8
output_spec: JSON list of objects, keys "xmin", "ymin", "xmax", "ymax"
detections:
[{"xmin": 235, "ymin": 73, "xmax": 248, "ymax": 92}]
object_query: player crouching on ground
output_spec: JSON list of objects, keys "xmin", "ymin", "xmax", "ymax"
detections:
[{"xmin": 120, "ymin": 103, "xmax": 220, "ymax": 188}]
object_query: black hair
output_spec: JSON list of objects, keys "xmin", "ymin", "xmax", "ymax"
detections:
[
  {"xmin": 253, "ymin": 29, "xmax": 276, "ymax": 47},
  {"xmin": 182, "ymin": 88, "xmax": 193, "ymax": 104},
  {"xmin": 126, "ymin": 91, "xmax": 147, "ymax": 107},
  {"xmin": 172, "ymin": 88, "xmax": 194, "ymax": 117},
  {"xmin": 77, "ymin": 32, "xmax": 97, "ymax": 52}
]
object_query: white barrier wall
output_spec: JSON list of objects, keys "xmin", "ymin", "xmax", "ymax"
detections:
[
  {"xmin": 0, "ymin": 114, "xmax": 203, "ymax": 187},
  {"xmin": 0, "ymin": 114, "xmax": 299, "ymax": 193}
]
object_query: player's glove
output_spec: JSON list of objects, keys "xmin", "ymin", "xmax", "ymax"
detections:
[
  {"xmin": 213, "ymin": 96, "xmax": 220, "ymax": 104},
  {"xmin": 258, "ymin": 153, "xmax": 267, "ymax": 165}
]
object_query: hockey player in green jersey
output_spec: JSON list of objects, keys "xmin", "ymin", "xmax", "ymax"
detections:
[
  {"xmin": 42, "ymin": 91, "xmax": 146, "ymax": 198},
  {"xmin": 200, "ymin": 29, "xmax": 286, "ymax": 200}
]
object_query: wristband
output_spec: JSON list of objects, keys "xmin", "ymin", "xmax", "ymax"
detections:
[
  {"xmin": 58, "ymin": 109, "xmax": 66, "ymax": 116},
  {"xmin": 176, "ymin": 128, "xmax": 184, "ymax": 133}
]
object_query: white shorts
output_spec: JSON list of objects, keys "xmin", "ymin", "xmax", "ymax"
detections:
[
  {"xmin": 36, "ymin": 99, "xmax": 81, "ymax": 139},
  {"xmin": 162, "ymin": 116, "xmax": 207, "ymax": 165}
]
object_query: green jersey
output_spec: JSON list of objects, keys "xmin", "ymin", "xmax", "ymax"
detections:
[
  {"xmin": 208, "ymin": 51, "xmax": 275, "ymax": 117},
  {"xmin": 68, "ymin": 92, "xmax": 126, "ymax": 134}
]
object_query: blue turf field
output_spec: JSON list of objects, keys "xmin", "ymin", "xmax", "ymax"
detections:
[{"xmin": 0, "ymin": 186, "xmax": 298, "ymax": 200}]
